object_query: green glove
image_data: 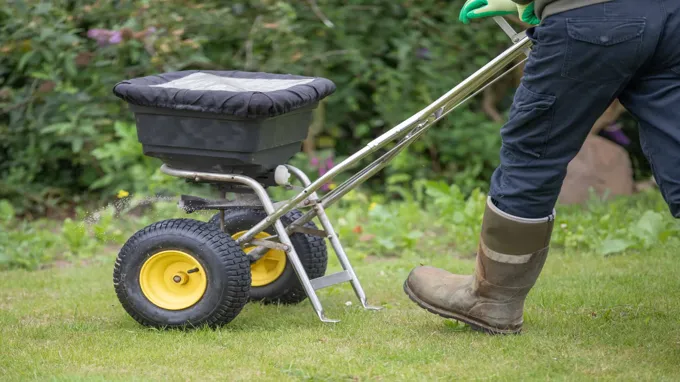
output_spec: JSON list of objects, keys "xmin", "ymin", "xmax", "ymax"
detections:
[
  {"xmin": 459, "ymin": 0, "xmax": 541, "ymax": 25},
  {"xmin": 516, "ymin": 3, "xmax": 540, "ymax": 25},
  {"xmin": 459, "ymin": 0, "xmax": 517, "ymax": 24}
]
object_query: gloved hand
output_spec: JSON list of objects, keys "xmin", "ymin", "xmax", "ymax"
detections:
[
  {"xmin": 516, "ymin": 3, "xmax": 540, "ymax": 25},
  {"xmin": 459, "ymin": 0, "xmax": 516, "ymax": 24},
  {"xmin": 459, "ymin": 0, "xmax": 540, "ymax": 25}
]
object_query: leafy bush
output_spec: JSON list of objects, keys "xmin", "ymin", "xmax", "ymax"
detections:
[
  {"xmin": 551, "ymin": 191, "xmax": 680, "ymax": 255},
  {"xmin": 1, "ymin": 0, "xmax": 522, "ymax": 214},
  {"xmin": 331, "ymin": 184, "xmax": 679, "ymax": 259},
  {"xmin": 0, "ymin": 194, "xmax": 209, "ymax": 271},
  {"xmin": 1, "ymin": 185, "xmax": 676, "ymax": 271}
]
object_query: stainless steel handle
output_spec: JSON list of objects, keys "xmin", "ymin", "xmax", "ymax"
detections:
[{"xmin": 493, "ymin": 16, "xmax": 531, "ymax": 56}]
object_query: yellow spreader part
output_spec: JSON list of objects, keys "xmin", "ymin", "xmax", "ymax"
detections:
[
  {"xmin": 232, "ymin": 231, "xmax": 287, "ymax": 287},
  {"xmin": 139, "ymin": 250, "xmax": 207, "ymax": 310}
]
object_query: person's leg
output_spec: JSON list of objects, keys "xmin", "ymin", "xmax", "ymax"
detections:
[
  {"xmin": 618, "ymin": 0, "xmax": 680, "ymax": 217},
  {"xmin": 489, "ymin": 1, "xmax": 664, "ymax": 218},
  {"xmin": 405, "ymin": 0, "xmax": 665, "ymax": 334}
]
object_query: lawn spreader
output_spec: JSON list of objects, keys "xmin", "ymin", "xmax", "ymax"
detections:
[{"xmin": 111, "ymin": 18, "xmax": 531, "ymax": 328}]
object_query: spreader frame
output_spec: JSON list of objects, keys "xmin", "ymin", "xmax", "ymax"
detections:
[{"xmin": 159, "ymin": 18, "xmax": 532, "ymax": 322}]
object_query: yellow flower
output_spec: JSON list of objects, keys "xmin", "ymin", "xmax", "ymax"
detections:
[
  {"xmin": 369, "ymin": 202, "xmax": 378, "ymax": 211},
  {"xmin": 117, "ymin": 190, "xmax": 130, "ymax": 199}
]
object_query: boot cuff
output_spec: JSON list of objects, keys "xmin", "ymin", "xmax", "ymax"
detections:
[
  {"xmin": 486, "ymin": 197, "xmax": 555, "ymax": 223},
  {"xmin": 481, "ymin": 197, "xmax": 555, "ymax": 261}
]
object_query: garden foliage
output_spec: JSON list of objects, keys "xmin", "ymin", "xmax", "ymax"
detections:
[
  {"xmin": 1, "ymin": 0, "xmax": 517, "ymax": 213},
  {"xmin": 1, "ymin": 184, "xmax": 678, "ymax": 271}
]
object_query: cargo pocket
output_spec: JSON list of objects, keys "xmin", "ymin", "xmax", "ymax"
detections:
[
  {"xmin": 500, "ymin": 84, "xmax": 556, "ymax": 164},
  {"xmin": 562, "ymin": 18, "xmax": 645, "ymax": 83}
]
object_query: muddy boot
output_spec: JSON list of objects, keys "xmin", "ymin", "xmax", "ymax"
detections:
[{"xmin": 404, "ymin": 198, "xmax": 554, "ymax": 334}]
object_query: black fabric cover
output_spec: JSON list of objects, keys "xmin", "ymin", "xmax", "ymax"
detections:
[{"xmin": 112, "ymin": 70, "xmax": 336, "ymax": 119}]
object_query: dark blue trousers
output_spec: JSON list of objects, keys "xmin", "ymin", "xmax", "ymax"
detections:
[{"xmin": 489, "ymin": 0, "xmax": 680, "ymax": 218}]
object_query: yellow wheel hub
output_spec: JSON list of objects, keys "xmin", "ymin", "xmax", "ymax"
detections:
[
  {"xmin": 232, "ymin": 231, "xmax": 287, "ymax": 287},
  {"xmin": 139, "ymin": 250, "xmax": 207, "ymax": 310}
]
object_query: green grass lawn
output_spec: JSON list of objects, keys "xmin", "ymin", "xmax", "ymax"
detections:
[{"xmin": 2, "ymin": 240, "xmax": 679, "ymax": 381}]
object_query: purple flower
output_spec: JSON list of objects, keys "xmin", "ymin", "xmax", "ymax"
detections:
[
  {"xmin": 599, "ymin": 123, "xmax": 631, "ymax": 147},
  {"xmin": 87, "ymin": 29, "xmax": 110, "ymax": 45},
  {"xmin": 109, "ymin": 31, "xmax": 122, "ymax": 44},
  {"xmin": 87, "ymin": 27, "xmax": 155, "ymax": 46},
  {"xmin": 309, "ymin": 154, "xmax": 336, "ymax": 192},
  {"xmin": 87, "ymin": 28, "xmax": 122, "ymax": 46}
]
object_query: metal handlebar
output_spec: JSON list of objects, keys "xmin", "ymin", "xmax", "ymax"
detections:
[{"xmin": 235, "ymin": 25, "xmax": 533, "ymax": 244}]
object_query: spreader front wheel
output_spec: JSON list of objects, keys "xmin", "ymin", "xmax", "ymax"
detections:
[{"xmin": 113, "ymin": 219, "xmax": 251, "ymax": 328}]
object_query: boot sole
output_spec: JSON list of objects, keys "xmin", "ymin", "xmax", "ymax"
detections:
[{"xmin": 403, "ymin": 280, "xmax": 521, "ymax": 335}]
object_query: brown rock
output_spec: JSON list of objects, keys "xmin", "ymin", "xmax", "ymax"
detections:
[{"xmin": 559, "ymin": 135, "xmax": 635, "ymax": 205}]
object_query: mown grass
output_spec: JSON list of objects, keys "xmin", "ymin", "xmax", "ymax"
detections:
[{"xmin": 2, "ymin": 239, "xmax": 679, "ymax": 381}]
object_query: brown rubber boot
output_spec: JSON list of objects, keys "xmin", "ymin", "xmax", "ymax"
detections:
[{"xmin": 404, "ymin": 198, "xmax": 554, "ymax": 334}]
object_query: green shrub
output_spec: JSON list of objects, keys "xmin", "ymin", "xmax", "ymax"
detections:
[
  {"xmin": 331, "ymin": 186, "xmax": 679, "ymax": 259},
  {"xmin": 1, "ymin": 185, "xmax": 676, "ymax": 271},
  {"xmin": 0, "ymin": 0, "xmax": 522, "ymax": 214},
  {"xmin": 2, "ymin": 1, "xmax": 653, "ymax": 216}
]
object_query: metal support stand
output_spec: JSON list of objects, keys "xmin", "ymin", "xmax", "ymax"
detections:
[{"xmin": 285, "ymin": 165, "xmax": 383, "ymax": 312}]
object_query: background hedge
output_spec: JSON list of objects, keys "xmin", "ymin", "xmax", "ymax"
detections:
[{"xmin": 0, "ymin": 1, "xmax": 648, "ymax": 216}]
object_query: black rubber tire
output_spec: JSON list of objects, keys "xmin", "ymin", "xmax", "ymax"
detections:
[
  {"xmin": 113, "ymin": 219, "xmax": 251, "ymax": 329},
  {"xmin": 209, "ymin": 208, "xmax": 328, "ymax": 304}
]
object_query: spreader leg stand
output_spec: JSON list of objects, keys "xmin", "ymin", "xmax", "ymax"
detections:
[
  {"xmin": 270, "ymin": 213, "xmax": 338, "ymax": 323},
  {"xmin": 285, "ymin": 165, "xmax": 383, "ymax": 313}
]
